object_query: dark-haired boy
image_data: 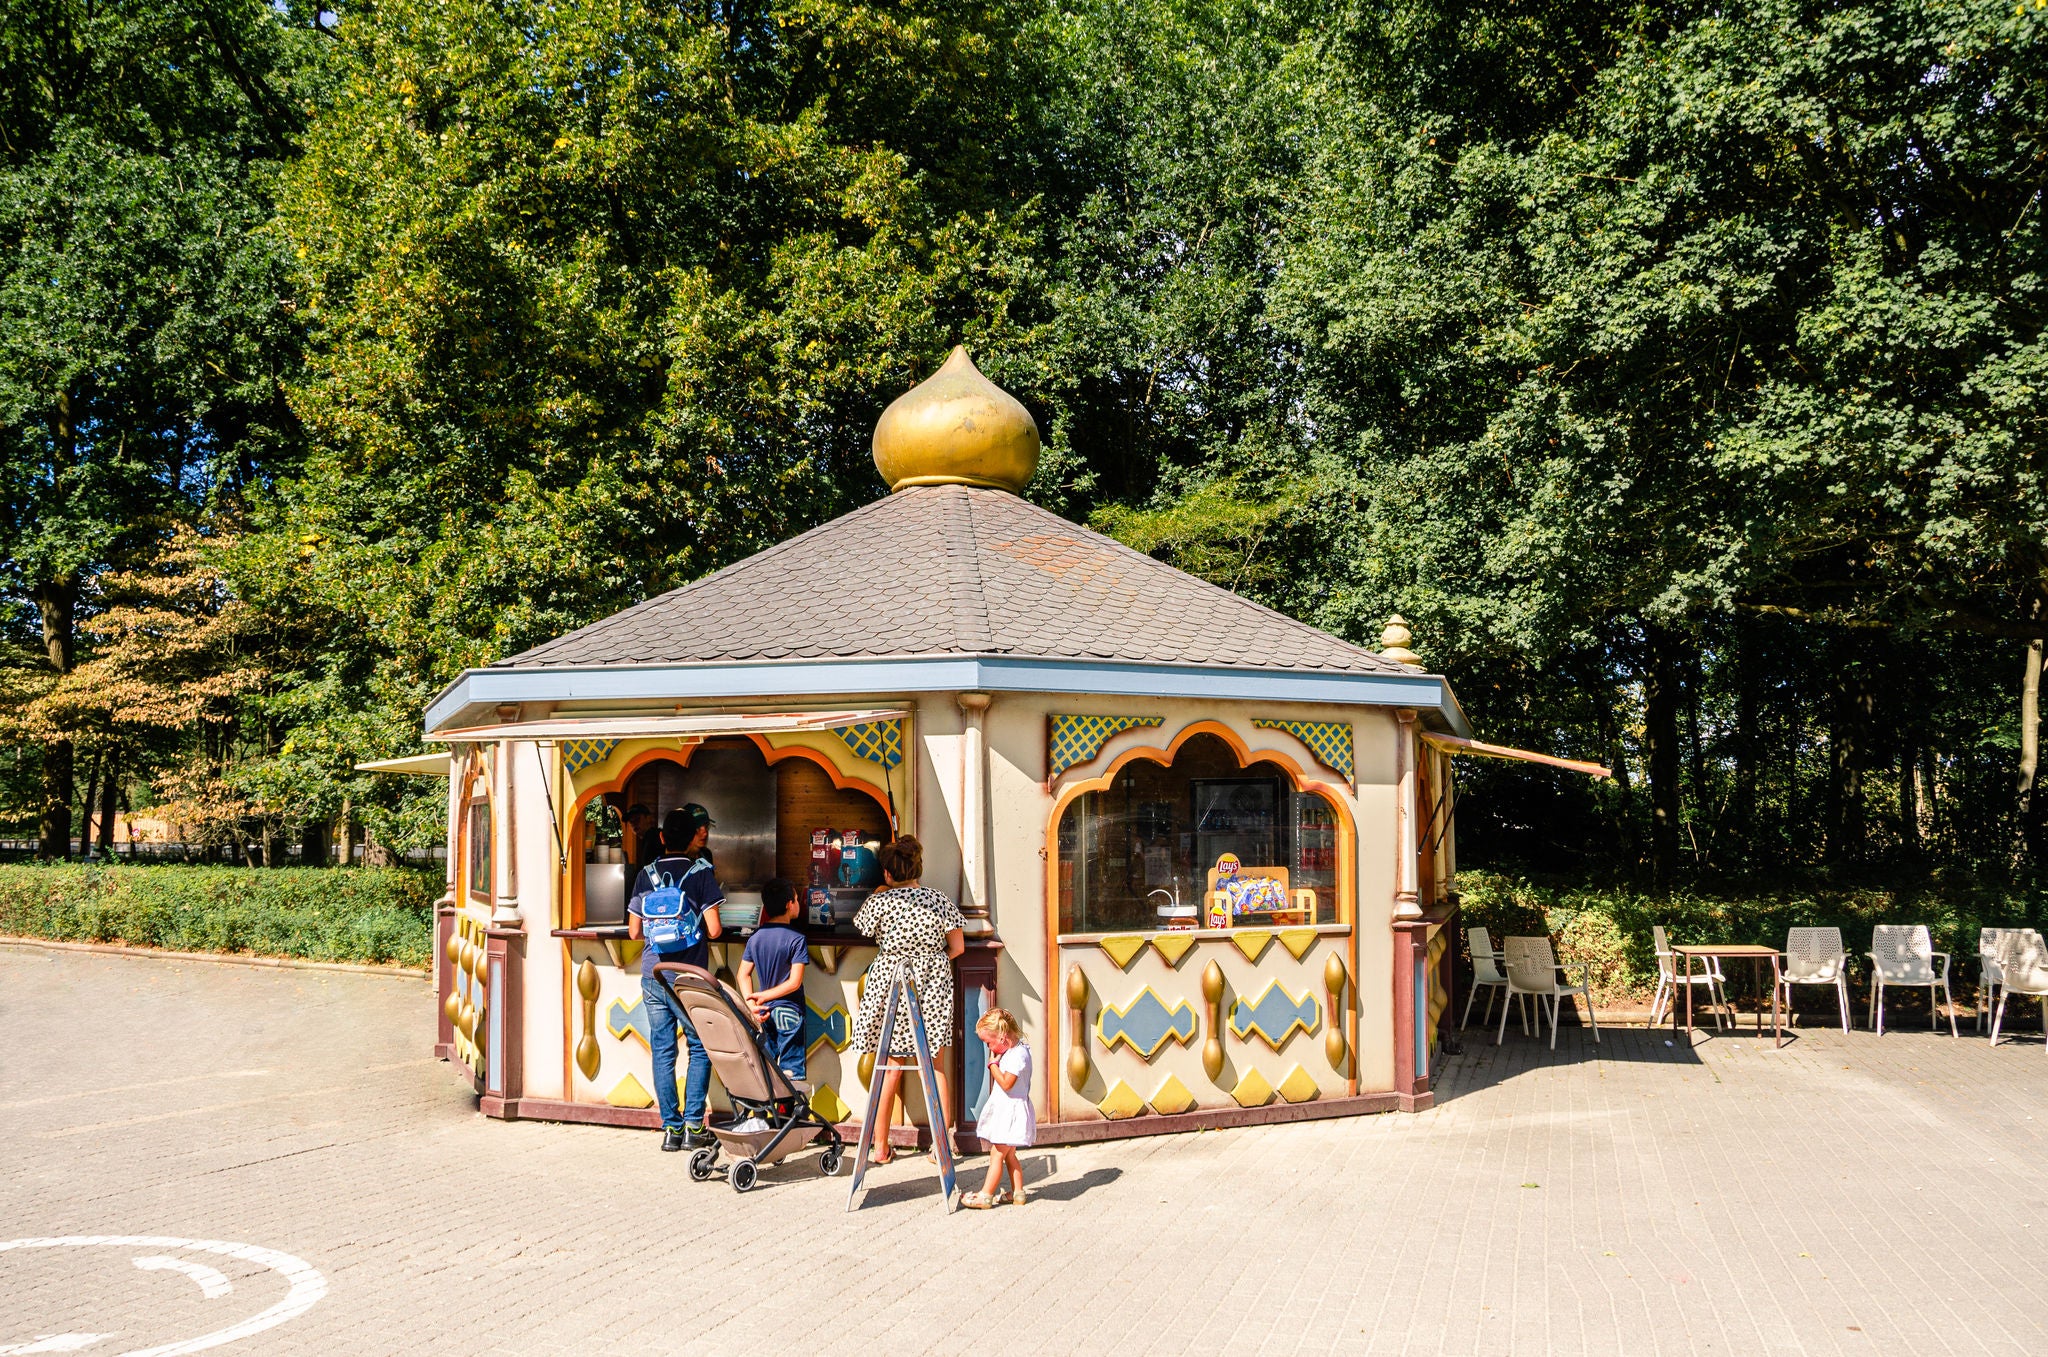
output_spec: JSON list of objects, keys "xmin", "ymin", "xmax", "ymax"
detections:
[{"xmin": 739, "ymin": 877, "xmax": 809, "ymax": 1089}]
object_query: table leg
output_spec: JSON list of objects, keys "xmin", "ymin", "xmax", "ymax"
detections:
[
  {"xmin": 1773, "ymin": 958, "xmax": 1784, "ymax": 1048},
  {"xmin": 1684, "ymin": 954, "xmax": 1693, "ymax": 1036}
]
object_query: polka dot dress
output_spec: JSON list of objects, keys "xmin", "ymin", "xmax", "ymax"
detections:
[{"xmin": 852, "ymin": 886, "xmax": 967, "ymax": 1056}]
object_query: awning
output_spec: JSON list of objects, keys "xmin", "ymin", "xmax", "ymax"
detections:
[
  {"xmin": 354, "ymin": 753, "xmax": 453, "ymax": 777},
  {"xmin": 424, "ymin": 708, "xmax": 908, "ymax": 742},
  {"xmin": 1421, "ymin": 731, "xmax": 1611, "ymax": 779}
]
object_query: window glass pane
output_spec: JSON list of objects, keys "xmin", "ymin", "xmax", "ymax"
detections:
[
  {"xmin": 467, "ymin": 800, "xmax": 492, "ymax": 899},
  {"xmin": 1056, "ymin": 733, "xmax": 1343, "ymax": 933}
]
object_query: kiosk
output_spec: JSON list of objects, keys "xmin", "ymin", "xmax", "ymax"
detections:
[{"xmin": 418, "ymin": 347, "xmax": 1592, "ymax": 1145}]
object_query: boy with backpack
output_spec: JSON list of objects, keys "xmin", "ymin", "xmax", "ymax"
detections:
[
  {"xmin": 739, "ymin": 878, "xmax": 808, "ymax": 1090},
  {"xmin": 627, "ymin": 804, "xmax": 724, "ymax": 1152}
]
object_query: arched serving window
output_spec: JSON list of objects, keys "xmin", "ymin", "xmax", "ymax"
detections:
[
  {"xmin": 1056, "ymin": 731, "xmax": 1346, "ymax": 935},
  {"xmin": 465, "ymin": 782, "xmax": 493, "ymax": 902}
]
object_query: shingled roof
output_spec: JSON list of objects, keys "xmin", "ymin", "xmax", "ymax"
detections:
[{"xmin": 495, "ymin": 485, "xmax": 1410, "ymax": 676}]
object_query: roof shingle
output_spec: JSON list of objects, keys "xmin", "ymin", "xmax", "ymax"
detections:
[{"xmin": 495, "ymin": 486, "xmax": 1410, "ymax": 676}]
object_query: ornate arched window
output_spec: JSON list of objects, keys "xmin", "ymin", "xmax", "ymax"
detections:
[{"xmin": 1055, "ymin": 731, "xmax": 1346, "ymax": 935}]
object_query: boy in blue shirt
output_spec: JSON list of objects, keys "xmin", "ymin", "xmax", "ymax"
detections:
[
  {"xmin": 627, "ymin": 804, "xmax": 723, "ymax": 1152},
  {"xmin": 739, "ymin": 878, "xmax": 808, "ymax": 1089}
]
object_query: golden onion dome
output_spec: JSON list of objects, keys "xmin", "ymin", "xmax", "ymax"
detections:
[{"xmin": 872, "ymin": 346, "xmax": 1040, "ymax": 493}]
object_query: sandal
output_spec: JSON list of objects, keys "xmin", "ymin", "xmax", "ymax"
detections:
[{"xmin": 958, "ymin": 1190, "xmax": 995, "ymax": 1209}]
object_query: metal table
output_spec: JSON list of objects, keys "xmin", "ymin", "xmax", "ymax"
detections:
[{"xmin": 1672, "ymin": 943, "xmax": 1784, "ymax": 1047}]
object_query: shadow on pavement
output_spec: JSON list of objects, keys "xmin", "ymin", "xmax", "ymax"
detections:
[{"xmin": 1431, "ymin": 1023, "xmax": 1710, "ymax": 1104}]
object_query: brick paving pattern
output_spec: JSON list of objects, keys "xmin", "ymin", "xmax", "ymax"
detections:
[{"xmin": 4, "ymin": 944, "xmax": 2046, "ymax": 1355}]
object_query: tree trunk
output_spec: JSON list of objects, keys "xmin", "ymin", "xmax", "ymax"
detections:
[
  {"xmin": 96, "ymin": 754, "xmax": 119, "ymax": 855},
  {"xmin": 1643, "ymin": 625, "xmax": 1686, "ymax": 886},
  {"xmin": 1827, "ymin": 668, "xmax": 1872, "ymax": 863},
  {"xmin": 1898, "ymin": 735, "xmax": 1919, "ymax": 860},
  {"xmin": 32, "ymin": 578, "xmax": 77, "ymax": 859},
  {"xmin": 1732, "ymin": 633, "xmax": 1758, "ymax": 849},
  {"xmin": 2018, "ymin": 638, "xmax": 2043, "ymax": 865},
  {"xmin": 301, "ymin": 819, "xmax": 328, "ymax": 869}
]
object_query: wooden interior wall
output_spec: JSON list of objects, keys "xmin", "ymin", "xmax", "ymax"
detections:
[{"xmin": 776, "ymin": 758, "xmax": 888, "ymax": 884}]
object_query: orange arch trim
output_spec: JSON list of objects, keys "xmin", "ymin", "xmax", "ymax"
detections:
[{"xmin": 558, "ymin": 737, "xmax": 890, "ymax": 928}]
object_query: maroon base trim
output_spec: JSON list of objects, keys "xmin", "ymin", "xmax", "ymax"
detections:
[
  {"xmin": 476, "ymin": 1091, "xmax": 1402, "ymax": 1143},
  {"xmin": 489, "ymin": 1096, "xmax": 965, "ymax": 1150},
  {"xmin": 1034, "ymin": 1092, "xmax": 1403, "ymax": 1145}
]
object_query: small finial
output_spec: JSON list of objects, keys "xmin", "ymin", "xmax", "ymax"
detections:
[
  {"xmin": 872, "ymin": 346, "xmax": 1041, "ymax": 493},
  {"xmin": 1380, "ymin": 614, "xmax": 1422, "ymax": 667}
]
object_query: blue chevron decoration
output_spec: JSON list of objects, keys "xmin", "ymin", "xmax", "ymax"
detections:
[
  {"xmin": 563, "ymin": 739, "xmax": 620, "ymax": 774},
  {"xmin": 1049, "ymin": 714, "xmax": 1163, "ymax": 777},
  {"xmin": 1095, "ymin": 987, "xmax": 1199, "ymax": 1060},
  {"xmin": 607, "ymin": 995, "xmax": 652, "ymax": 1050},
  {"xmin": 1252, "ymin": 719, "xmax": 1352, "ymax": 782},
  {"xmin": 1230, "ymin": 980, "xmax": 1320, "ymax": 1051},
  {"xmin": 833, "ymin": 719, "xmax": 904, "ymax": 769},
  {"xmin": 804, "ymin": 999, "xmax": 852, "ymax": 1054}
]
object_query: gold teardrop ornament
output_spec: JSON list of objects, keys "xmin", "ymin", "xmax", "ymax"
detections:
[{"xmin": 872, "ymin": 347, "xmax": 1040, "ymax": 493}]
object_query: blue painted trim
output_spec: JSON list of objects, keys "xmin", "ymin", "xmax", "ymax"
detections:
[
  {"xmin": 488, "ymin": 955, "xmax": 505, "ymax": 1098},
  {"xmin": 425, "ymin": 655, "xmax": 1470, "ymax": 738},
  {"xmin": 1413, "ymin": 959, "xmax": 1428, "ymax": 1079}
]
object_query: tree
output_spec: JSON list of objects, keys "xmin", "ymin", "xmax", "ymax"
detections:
[
  {"xmin": 262, "ymin": 0, "xmax": 1052, "ymax": 765},
  {"xmin": 0, "ymin": 1, "xmax": 325, "ymax": 855}
]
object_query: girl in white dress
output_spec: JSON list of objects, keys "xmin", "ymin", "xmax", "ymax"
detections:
[{"xmin": 961, "ymin": 1007, "xmax": 1033, "ymax": 1208}]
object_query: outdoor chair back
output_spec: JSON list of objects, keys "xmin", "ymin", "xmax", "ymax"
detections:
[
  {"xmin": 1870, "ymin": 925, "xmax": 1939, "ymax": 985},
  {"xmin": 1503, "ymin": 935, "xmax": 1558, "ymax": 992},
  {"xmin": 1989, "ymin": 930, "xmax": 2048, "ymax": 1051},
  {"xmin": 1784, "ymin": 927, "xmax": 1847, "ymax": 982},
  {"xmin": 1469, "ymin": 927, "xmax": 1506, "ymax": 985},
  {"xmin": 1996, "ymin": 929, "xmax": 2048, "ymax": 993}
]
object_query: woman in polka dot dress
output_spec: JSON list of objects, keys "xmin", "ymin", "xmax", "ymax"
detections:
[{"xmin": 852, "ymin": 836, "xmax": 966, "ymax": 1163}]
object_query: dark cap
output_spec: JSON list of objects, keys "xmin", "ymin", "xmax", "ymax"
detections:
[{"xmin": 662, "ymin": 803, "xmax": 715, "ymax": 846}]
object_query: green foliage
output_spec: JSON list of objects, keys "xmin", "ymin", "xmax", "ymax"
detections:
[{"xmin": 0, "ymin": 863, "xmax": 437, "ymax": 966}]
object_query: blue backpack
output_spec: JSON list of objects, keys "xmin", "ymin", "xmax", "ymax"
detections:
[{"xmin": 638, "ymin": 859, "xmax": 708, "ymax": 951}]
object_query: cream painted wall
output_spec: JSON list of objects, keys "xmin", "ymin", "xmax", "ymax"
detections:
[
  {"xmin": 484, "ymin": 687, "xmax": 1424, "ymax": 1117},
  {"xmin": 510, "ymin": 739, "xmax": 568, "ymax": 1101}
]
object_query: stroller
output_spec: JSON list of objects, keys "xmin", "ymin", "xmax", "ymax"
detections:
[{"xmin": 652, "ymin": 962, "xmax": 846, "ymax": 1192}]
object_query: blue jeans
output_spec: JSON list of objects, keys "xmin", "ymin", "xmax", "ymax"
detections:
[
  {"xmin": 643, "ymin": 974, "xmax": 710, "ymax": 1130},
  {"xmin": 761, "ymin": 1004, "xmax": 807, "ymax": 1086}
]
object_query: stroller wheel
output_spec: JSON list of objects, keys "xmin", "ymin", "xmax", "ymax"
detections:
[
  {"xmin": 730, "ymin": 1158, "xmax": 758, "ymax": 1193},
  {"xmin": 818, "ymin": 1145, "xmax": 843, "ymax": 1176},
  {"xmin": 687, "ymin": 1147, "xmax": 718, "ymax": 1182}
]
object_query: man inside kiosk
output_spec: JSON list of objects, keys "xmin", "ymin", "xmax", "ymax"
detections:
[{"xmin": 627, "ymin": 804, "xmax": 725, "ymax": 1152}]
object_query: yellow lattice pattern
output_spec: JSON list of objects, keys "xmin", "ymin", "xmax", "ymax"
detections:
[
  {"xmin": 1251, "ymin": 719, "xmax": 1353, "ymax": 782},
  {"xmin": 1049, "ymin": 714, "xmax": 1162, "ymax": 776},
  {"xmin": 562, "ymin": 739, "xmax": 620, "ymax": 774},
  {"xmin": 833, "ymin": 720, "xmax": 904, "ymax": 769}
]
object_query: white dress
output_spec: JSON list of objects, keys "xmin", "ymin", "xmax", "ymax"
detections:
[{"xmin": 977, "ymin": 1044, "xmax": 1036, "ymax": 1147}]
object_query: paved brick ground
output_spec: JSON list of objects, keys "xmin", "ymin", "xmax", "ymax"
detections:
[{"xmin": 4, "ymin": 944, "xmax": 2047, "ymax": 1355}]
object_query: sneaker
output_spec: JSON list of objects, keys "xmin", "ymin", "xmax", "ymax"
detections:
[
  {"xmin": 682, "ymin": 1124, "xmax": 715, "ymax": 1148},
  {"xmin": 660, "ymin": 1127, "xmax": 688, "ymax": 1153}
]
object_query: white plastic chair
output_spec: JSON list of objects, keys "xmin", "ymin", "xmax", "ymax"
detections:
[
  {"xmin": 1650, "ymin": 924, "xmax": 1728, "ymax": 1029},
  {"xmin": 1991, "ymin": 930, "xmax": 2048, "ymax": 1050},
  {"xmin": 1775, "ymin": 927, "xmax": 1852, "ymax": 1032},
  {"xmin": 1461, "ymin": 927, "xmax": 1510, "ymax": 1030},
  {"xmin": 1866, "ymin": 924, "xmax": 1957, "ymax": 1037},
  {"xmin": 1498, "ymin": 935, "xmax": 1600, "ymax": 1050},
  {"xmin": 1978, "ymin": 928, "xmax": 2007, "ymax": 1033}
]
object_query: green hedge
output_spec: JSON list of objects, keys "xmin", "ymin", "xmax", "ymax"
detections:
[
  {"xmin": 0, "ymin": 864, "xmax": 439, "ymax": 968},
  {"xmin": 1455, "ymin": 870, "xmax": 2048, "ymax": 1006}
]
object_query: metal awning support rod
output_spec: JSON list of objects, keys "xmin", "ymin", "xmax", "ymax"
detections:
[{"xmin": 1420, "ymin": 731, "xmax": 1611, "ymax": 780}]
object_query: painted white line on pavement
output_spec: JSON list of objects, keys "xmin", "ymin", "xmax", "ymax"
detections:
[
  {"xmin": 0, "ymin": 1237, "xmax": 325, "ymax": 1357},
  {"xmin": 38, "ymin": 1061, "xmax": 437, "ymax": 1138},
  {"xmin": 0, "ymin": 1071, "xmax": 276, "ymax": 1111},
  {"xmin": 131, "ymin": 1258, "xmax": 231, "ymax": 1299}
]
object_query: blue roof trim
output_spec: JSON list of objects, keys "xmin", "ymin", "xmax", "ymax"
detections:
[{"xmin": 425, "ymin": 656, "xmax": 1471, "ymax": 739}]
